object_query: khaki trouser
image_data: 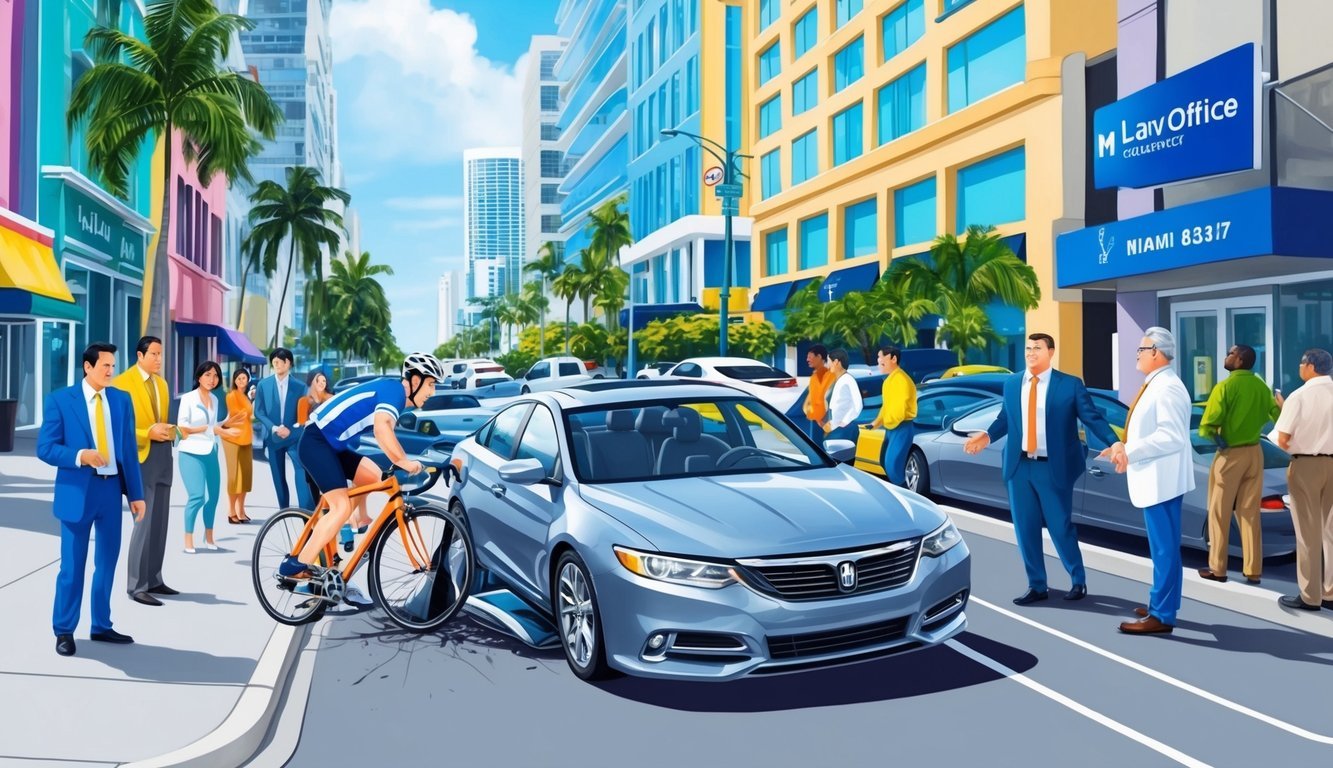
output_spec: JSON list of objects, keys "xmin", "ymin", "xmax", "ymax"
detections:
[
  {"xmin": 1287, "ymin": 455, "xmax": 1333, "ymax": 605},
  {"xmin": 1206, "ymin": 444, "xmax": 1264, "ymax": 578}
]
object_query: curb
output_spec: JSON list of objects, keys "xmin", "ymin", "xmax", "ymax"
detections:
[
  {"xmin": 946, "ymin": 505, "xmax": 1333, "ymax": 640},
  {"xmin": 122, "ymin": 622, "xmax": 310, "ymax": 768}
]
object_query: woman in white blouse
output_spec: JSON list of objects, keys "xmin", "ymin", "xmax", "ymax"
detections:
[
  {"xmin": 822, "ymin": 348, "xmax": 864, "ymax": 450},
  {"xmin": 177, "ymin": 361, "xmax": 241, "ymax": 553}
]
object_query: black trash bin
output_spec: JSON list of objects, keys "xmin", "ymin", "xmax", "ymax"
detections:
[{"xmin": 0, "ymin": 400, "xmax": 17, "ymax": 453}]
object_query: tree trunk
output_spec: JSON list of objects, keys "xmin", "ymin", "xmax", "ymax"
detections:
[
  {"xmin": 272, "ymin": 236, "xmax": 296, "ymax": 348},
  {"xmin": 146, "ymin": 130, "xmax": 174, "ymax": 360},
  {"xmin": 234, "ymin": 255, "xmax": 249, "ymax": 331},
  {"xmin": 564, "ymin": 298, "xmax": 572, "ymax": 354}
]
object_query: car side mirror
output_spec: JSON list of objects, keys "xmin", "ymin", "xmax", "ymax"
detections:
[
  {"xmin": 824, "ymin": 439, "xmax": 856, "ymax": 463},
  {"xmin": 397, "ymin": 413, "xmax": 418, "ymax": 430},
  {"xmin": 498, "ymin": 457, "xmax": 547, "ymax": 485}
]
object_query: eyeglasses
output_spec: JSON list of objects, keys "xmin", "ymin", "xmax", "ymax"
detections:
[{"xmin": 1135, "ymin": 346, "xmax": 1157, "ymax": 354}]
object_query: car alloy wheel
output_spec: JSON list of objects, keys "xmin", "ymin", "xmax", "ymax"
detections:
[
  {"xmin": 555, "ymin": 552, "xmax": 611, "ymax": 680},
  {"xmin": 905, "ymin": 449, "xmax": 929, "ymax": 494}
]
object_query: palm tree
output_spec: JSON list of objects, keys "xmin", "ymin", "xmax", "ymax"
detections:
[
  {"xmin": 519, "ymin": 281, "xmax": 548, "ymax": 340},
  {"xmin": 870, "ymin": 278, "xmax": 937, "ymax": 349},
  {"xmin": 938, "ymin": 305, "xmax": 1003, "ymax": 364},
  {"xmin": 67, "ymin": 0, "xmax": 282, "ymax": 346},
  {"xmin": 243, "ymin": 166, "xmax": 350, "ymax": 348},
  {"xmin": 586, "ymin": 195, "xmax": 633, "ymax": 270},
  {"xmin": 323, "ymin": 250, "xmax": 393, "ymax": 363},
  {"xmin": 551, "ymin": 260, "xmax": 585, "ymax": 353},
  {"xmin": 467, "ymin": 295, "xmax": 500, "ymax": 354},
  {"xmin": 524, "ymin": 242, "xmax": 563, "ymax": 356}
]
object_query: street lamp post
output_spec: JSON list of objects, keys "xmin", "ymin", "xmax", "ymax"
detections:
[
  {"xmin": 660, "ymin": 129, "xmax": 749, "ymax": 357},
  {"xmin": 626, "ymin": 271, "xmax": 648, "ymax": 381}
]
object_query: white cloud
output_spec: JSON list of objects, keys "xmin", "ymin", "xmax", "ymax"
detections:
[
  {"xmin": 332, "ymin": 0, "xmax": 527, "ymax": 163},
  {"xmin": 385, "ymin": 195, "xmax": 464, "ymax": 212}
]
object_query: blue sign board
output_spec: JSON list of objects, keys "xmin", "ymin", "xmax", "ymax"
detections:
[{"xmin": 1094, "ymin": 43, "xmax": 1260, "ymax": 189}]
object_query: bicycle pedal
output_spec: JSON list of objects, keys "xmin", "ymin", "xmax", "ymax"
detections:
[{"xmin": 343, "ymin": 541, "xmax": 355, "ymax": 553}]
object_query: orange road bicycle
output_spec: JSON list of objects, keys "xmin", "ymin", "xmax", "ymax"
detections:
[{"xmin": 251, "ymin": 459, "xmax": 473, "ymax": 632}]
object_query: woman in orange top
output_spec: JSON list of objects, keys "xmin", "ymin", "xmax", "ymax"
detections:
[
  {"xmin": 223, "ymin": 368, "xmax": 255, "ymax": 523},
  {"xmin": 296, "ymin": 370, "xmax": 334, "ymax": 508}
]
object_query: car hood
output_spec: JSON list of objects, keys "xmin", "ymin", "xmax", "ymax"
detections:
[{"xmin": 578, "ymin": 466, "xmax": 946, "ymax": 558}]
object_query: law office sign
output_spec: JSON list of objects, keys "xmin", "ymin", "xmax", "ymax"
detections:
[{"xmin": 1094, "ymin": 43, "xmax": 1261, "ymax": 189}]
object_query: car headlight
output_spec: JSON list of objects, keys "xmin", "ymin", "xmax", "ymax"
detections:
[
  {"xmin": 921, "ymin": 520, "xmax": 962, "ymax": 557},
  {"xmin": 613, "ymin": 546, "xmax": 738, "ymax": 589}
]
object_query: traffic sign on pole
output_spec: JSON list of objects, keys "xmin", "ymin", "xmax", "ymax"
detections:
[
  {"xmin": 713, "ymin": 183, "xmax": 743, "ymax": 198},
  {"xmin": 703, "ymin": 166, "xmax": 724, "ymax": 186}
]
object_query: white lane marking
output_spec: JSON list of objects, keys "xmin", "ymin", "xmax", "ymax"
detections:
[
  {"xmin": 972, "ymin": 596, "xmax": 1333, "ymax": 745},
  {"xmin": 945, "ymin": 639, "xmax": 1211, "ymax": 768}
]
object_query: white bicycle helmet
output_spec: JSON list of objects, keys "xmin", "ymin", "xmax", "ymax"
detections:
[{"xmin": 402, "ymin": 352, "xmax": 446, "ymax": 383}]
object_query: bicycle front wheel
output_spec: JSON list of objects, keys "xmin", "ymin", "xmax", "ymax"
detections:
[
  {"xmin": 252, "ymin": 508, "xmax": 327, "ymax": 626},
  {"xmin": 368, "ymin": 505, "xmax": 474, "ymax": 632}
]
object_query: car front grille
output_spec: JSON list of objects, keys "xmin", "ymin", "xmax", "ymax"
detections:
[
  {"xmin": 767, "ymin": 616, "xmax": 912, "ymax": 660},
  {"xmin": 738, "ymin": 539, "xmax": 922, "ymax": 601}
]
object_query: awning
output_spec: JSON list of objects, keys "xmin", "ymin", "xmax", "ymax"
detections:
[
  {"xmin": 619, "ymin": 302, "xmax": 704, "ymax": 329},
  {"xmin": 750, "ymin": 281, "xmax": 797, "ymax": 311},
  {"xmin": 176, "ymin": 321, "xmax": 266, "ymax": 364},
  {"xmin": 0, "ymin": 224, "xmax": 76, "ymax": 302},
  {"xmin": 820, "ymin": 262, "xmax": 881, "ymax": 301}
]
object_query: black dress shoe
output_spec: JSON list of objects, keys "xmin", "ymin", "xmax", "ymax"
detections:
[
  {"xmin": 1279, "ymin": 594, "xmax": 1321, "ymax": 611},
  {"xmin": 131, "ymin": 591, "xmax": 163, "ymax": 606},
  {"xmin": 1245, "ymin": 577, "xmax": 1261, "ymax": 585},
  {"xmin": 147, "ymin": 585, "xmax": 180, "ymax": 596},
  {"xmin": 1063, "ymin": 584, "xmax": 1087, "ymax": 601},
  {"xmin": 55, "ymin": 634, "xmax": 76, "ymax": 656},
  {"xmin": 90, "ymin": 629, "xmax": 134, "ymax": 644},
  {"xmin": 1013, "ymin": 588, "xmax": 1049, "ymax": 606},
  {"xmin": 1197, "ymin": 568, "xmax": 1228, "ymax": 583}
]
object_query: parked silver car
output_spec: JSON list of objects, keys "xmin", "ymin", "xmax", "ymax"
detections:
[
  {"xmin": 905, "ymin": 397, "xmax": 1297, "ymax": 557},
  {"xmin": 447, "ymin": 380, "xmax": 971, "ymax": 682}
]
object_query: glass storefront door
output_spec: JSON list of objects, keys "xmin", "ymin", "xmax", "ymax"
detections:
[
  {"xmin": 1174, "ymin": 310, "xmax": 1218, "ymax": 402},
  {"xmin": 1171, "ymin": 296, "xmax": 1274, "ymax": 403},
  {"xmin": 0, "ymin": 321, "xmax": 38, "ymax": 426}
]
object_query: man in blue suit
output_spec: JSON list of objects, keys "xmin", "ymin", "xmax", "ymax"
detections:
[
  {"xmin": 965, "ymin": 333, "xmax": 1126, "ymax": 605},
  {"xmin": 254, "ymin": 348, "xmax": 310, "ymax": 509},
  {"xmin": 38, "ymin": 342, "xmax": 146, "ymax": 657}
]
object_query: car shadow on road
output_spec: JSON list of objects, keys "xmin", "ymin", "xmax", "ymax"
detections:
[
  {"xmin": 593, "ymin": 632, "xmax": 1036, "ymax": 712},
  {"xmin": 79, "ymin": 643, "xmax": 255, "ymax": 684},
  {"xmin": 0, "ymin": 496, "xmax": 62, "ymax": 537},
  {"xmin": 1167, "ymin": 619, "xmax": 1333, "ymax": 666}
]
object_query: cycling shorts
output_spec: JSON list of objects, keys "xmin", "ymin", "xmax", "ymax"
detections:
[{"xmin": 298, "ymin": 423, "xmax": 366, "ymax": 494}]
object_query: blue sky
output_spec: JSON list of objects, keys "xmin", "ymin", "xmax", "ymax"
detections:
[{"xmin": 330, "ymin": 0, "xmax": 558, "ymax": 355}]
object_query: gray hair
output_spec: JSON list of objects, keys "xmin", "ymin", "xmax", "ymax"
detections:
[
  {"xmin": 1303, "ymin": 348, "xmax": 1333, "ymax": 375},
  {"xmin": 1143, "ymin": 326, "xmax": 1177, "ymax": 361}
]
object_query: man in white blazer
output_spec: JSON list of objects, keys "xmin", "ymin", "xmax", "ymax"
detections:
[{"xmin": 1103, "ymin": 326, "xmax": 1195, "ymax": 635}]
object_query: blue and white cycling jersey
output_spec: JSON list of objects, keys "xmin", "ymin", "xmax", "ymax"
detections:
[{"xmin": 312, "ymin": 378, "xmax": 406, "ymax": 451}]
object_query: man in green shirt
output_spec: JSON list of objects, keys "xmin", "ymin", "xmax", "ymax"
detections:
[{"xmin": 1198, "ymin": 344, "xmax": 1281, "ymax": 584}]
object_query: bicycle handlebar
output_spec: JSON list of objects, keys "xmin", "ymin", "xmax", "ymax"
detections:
[{"xmin": 380, "ymin": 448, "xmax": 456, "ymax": 496}]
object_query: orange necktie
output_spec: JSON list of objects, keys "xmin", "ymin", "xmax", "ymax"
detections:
[
  {"xmin": 1025, "ymin": 375, "xmax": 1038, "ymax": 456},
  {"xmin": 1123, "ymin": 380, "xmax": 1149, "ymax": 434}
]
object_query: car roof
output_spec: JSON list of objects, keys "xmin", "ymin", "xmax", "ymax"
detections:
[
  {"xmin": 678, "ymin": 356, "xmax": 769, "ymax": 366},
  {"xmin": 538, "ymin": 379, "xmax": 749, "ymax": 408},
  {"xmin": 920, "ymin": 373, "xmax": 1009, "ymax": 393}
]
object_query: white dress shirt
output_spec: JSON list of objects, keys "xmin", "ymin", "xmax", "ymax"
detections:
[
  {"xmin": 275, "ymin": 374, "xmax": 289, "ymax": 418},
  {"xmin": 826, "ymin": 373, "xmax": 864, "ymax": 429},
  {"xmin": 1274, "ymin": 376, "xmax": 1333, "ymax": 455},
  {"xmin": 177, "ymin": 389, "xmax": 220, "ymax": 455},
  {"xmin": 1019, "ymin": 367, "xmax": 1052, "ymax": 458},
  {"xmin": 76, "ymin": 380, "xmax": 118, "ymax": 475}
]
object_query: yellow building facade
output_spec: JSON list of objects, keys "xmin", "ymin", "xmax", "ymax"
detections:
[{"xmin": 745, "ymin": 0, "xmax": 1115, "ymax": 375}]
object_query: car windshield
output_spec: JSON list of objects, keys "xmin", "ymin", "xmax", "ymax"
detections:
[
  {"xmin": 423, "ymin": 394, "xmax": 481, "ymax": 410},
  {"xmin": 565, "ymin": 398, "xmax": 832, "ymax": 483},
  {"xmin": 714, "ymin": 365, "xmax": 789, "ymax": 380},
  {"xmin": 475, "ymin": 376, "xmax": 510, "ymax": 387}
]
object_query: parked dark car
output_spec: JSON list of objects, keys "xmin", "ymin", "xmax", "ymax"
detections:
[{"xmin": 332, "ymin": 374, "xmax": 396, "ymax": 393}]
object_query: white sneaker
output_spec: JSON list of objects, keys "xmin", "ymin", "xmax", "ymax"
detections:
[
  {"xmin": 343, "ymin": 585, "xmax": 373, "ymax": 606},
  {"xmin": 183, "ymin": 547, "xmax": 196, "ymax": 554},
  {"xmin": 201, "ymin": 543, "xmax": 220, "ymax": 551}
]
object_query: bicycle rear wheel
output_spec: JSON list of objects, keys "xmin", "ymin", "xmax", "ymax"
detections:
[
  {"xmin": 368, "ymin": 504, "xmax": 474, "ymax": 632},
  {"xmin": 252, "ymin": 508, "xmax": 328, "ymax": 626}
]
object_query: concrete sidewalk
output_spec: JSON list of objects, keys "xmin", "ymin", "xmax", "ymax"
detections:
[{"xmin": 0, "ymin": 434, "xmax": 309, "ymax": 767}]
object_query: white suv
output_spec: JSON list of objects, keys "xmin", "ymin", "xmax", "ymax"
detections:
[
  {"xmin": 518, "ymin": 356, "xmax": 595, "ymax": 393},
  {"xmin": 445, "ymin": 358, "xmax": 506, "ymax": 389}
]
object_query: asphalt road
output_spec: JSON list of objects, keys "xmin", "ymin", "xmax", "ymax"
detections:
[{"xmin": 263, "ymin": 499, "xmax": 1333, "ymax": 768}]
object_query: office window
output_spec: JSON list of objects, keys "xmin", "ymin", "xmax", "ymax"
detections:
[
  {"xmin": 832, "ymin": 102, "xmax": 863, "ymax": 166},
  {"xmin": 833, "ymin": 36, "xmax": 864, "ymax": 92},
  {"xmin": 836, "ymin": 0, "xmax": 864, "ymax": 28},
  {"xmin": 759, "ymin": 41, "xmax": 781, "ymax": 85},
  {"xmin": 760, "ymin": 0, "xmax": 779, "ymax": 31},
  {"xmin": 942, "ymin": 0, "xmax": 975, "ymax": 14},
  {"xmin": 540, "ymin": 184, "xmax": 563, "ymax": 204},
  {"xmin": 792, "ymin": 129, "xmax": 819, "ymax": 186},
  {"xmin": 877, "ymin": 62, "xmax": 925, "ymax": 145},
  {"xmin": 799, "ymin": 213, "xmax": 829, "ymax": 269},
  {"xmin": 793, "ymin": 69, "xmax": 818, "ymax": 115},
  {"xmin": 947, "ymin": 4, "xmax": 1025, "ymax": 113},
  {"xmin": 759, "ymin": 94, "xmax": 782, "ymax": 139},
  {"xmin": 541, "ymin": 123, "xmax": 561, "ymax": 141},
  {"xmin": 844, "ymin": 198, "xmax": 877, "ymax": 259},
  {"xmin": 761, "ymin": 148, "xmax": 782, "ymax": 199},
  {"xmin": 686, "ymin": 55, "xmax": 699, "ymax": 115},
  {"xmin": 765, "ymin": 228, "xmax": 789, "ymax": 275},
  {"xmin": 956, "ymin": 146, "xmax": 1025, "ymax": 230},
  {"xmin": 541, "ymin": 214, "xmax": 562, "ymax": 233},
  {"xmin": 894, "ymin": 176, "xmax": 936, "ymax": 247},
  {"xmin": 794, "ymin": 7, "xmax": 818, "ymax": 59},
  {"xmin": 882, "ymin": 0, "xmax": 925, "ymax": 61},
  {"xmin": 540, "ymin": 85, "xmax": 560, "ymax": 111}
]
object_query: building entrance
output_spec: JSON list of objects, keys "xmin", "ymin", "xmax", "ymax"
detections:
[{"xmin": 1170, "ymin": 296, "xmax": 1272, "ymax": 402}]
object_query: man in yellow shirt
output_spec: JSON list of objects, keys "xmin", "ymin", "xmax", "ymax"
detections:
[
  {"xmin": 801, "ymin": 345, "xmax": 833, "ymax": 441},
  {"xmin": 867, "ymin": 345, "xmax": 918, "ymax": 486}
]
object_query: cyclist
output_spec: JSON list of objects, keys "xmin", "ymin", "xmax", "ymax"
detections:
[{"xmin": 278, "ymin": 353, "xmax": 445, "ymax": 582}]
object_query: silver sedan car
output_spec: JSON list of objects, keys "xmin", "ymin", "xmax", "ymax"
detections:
[
  {"xmin": 447, "ymin": 381, "xmax": 971, "ymax": 682},
  {"xmin": 905, "ymin": 396, "xmax": 1297, "ymax": 557}
]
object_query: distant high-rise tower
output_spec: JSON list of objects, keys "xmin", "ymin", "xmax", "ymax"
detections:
[
  {"xmin": 437, "ymin": 271, "xmax": 464, "ymax": 347},
  {"xmin": 463, "ymin": 148, "xmax": 524, "ymax": 302},
  {"xmin": 522, "ymin": 36, "xmax": 568, "ymax": 271}
]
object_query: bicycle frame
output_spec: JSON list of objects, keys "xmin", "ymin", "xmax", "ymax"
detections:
[{"xmin": 286, "ymin": 471, "xmax": 439, "ymax": 584}]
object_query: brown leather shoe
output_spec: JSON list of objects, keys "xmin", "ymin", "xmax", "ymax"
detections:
[
  {"xmin": 1134, "ymin": 607, "xmax": 1149, "ymax": 618},
  {"xmin": 1197, "ymin": 568, "xmax": 1227, "ymax": 582},
  {"xmin": 1119, "ymin": 615, "xmax": 1173, "ymax": 634}
]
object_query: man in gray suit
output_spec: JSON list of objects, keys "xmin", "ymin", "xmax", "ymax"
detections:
[{"xmin": 254, "ymin": 348, "xmax": 310, "ymax": 509}]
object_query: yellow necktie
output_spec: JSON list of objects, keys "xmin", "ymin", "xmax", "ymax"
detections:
[
  {"xmin": 1025, "ymin": 375, "xmax": 1039, "ymax": 456},
  {"xmin": 146, "ymin": 376, "xmax": 161, "ymax": 422},
  {"xmin": 94, "ymin": 392, "xmax": 109, "ymax": 461},
  {"xmin": 1124, "ymin": 381, "xmax": 1149, "ymax": 434}
]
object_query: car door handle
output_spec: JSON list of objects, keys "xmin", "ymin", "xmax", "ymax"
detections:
[
  {"xmin": 1088, "ymin": 467, "xmax": 1105, "ymax": 477},
  {"xmin": 490, "ymin": 484, "xmax": 506, "ymax": 498}
]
